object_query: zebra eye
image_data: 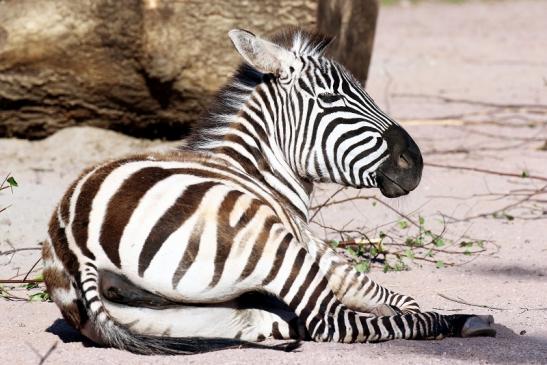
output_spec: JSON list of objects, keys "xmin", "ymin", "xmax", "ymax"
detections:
[{"xmin": 318, "ymin": 93, "xmax": 343, "ymax": 103}]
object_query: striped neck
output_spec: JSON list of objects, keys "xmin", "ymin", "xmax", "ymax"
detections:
[{"xmin": 192, "ymin": 85, "xmax": 313, "ymax": 222}]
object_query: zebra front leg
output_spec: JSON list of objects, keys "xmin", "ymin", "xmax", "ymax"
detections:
[
  {"xmin": 263, "ymin": 245, "xmax": 495, "ymax": 342},
  {"xmin": 303, "ymin": 234, "xmax": 420, "ymax": 315}
]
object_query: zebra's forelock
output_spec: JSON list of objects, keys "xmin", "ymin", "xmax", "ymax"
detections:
[{"xmin": 270, "ymin": 28, "xmax": 333, "ymax": 57}]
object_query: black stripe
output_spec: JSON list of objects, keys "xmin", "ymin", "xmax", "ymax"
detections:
[
  {"xmin": 288, "ymin": 261, "xmax": 320, "ymax": 309},
  {"xmin": 279, "ymin": 249, "xmax": 307, "ymax": 299},
  {"xmin": 262, "ymin": 233, "xmax": 293, "ymax": 285}
]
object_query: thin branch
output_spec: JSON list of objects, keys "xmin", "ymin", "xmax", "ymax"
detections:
[
  {"xmin": 393, "ymin": 92, "xmax": 547, "ymax": 110},
  {"xmin": 438, "ymin": 293, "xmax": 507, "ymax": 310},
  {"xmin": 23, "ymin": 257, "xmax": 43, "ymax": 282},
  {"xmin": 0, "ymin": 279, "xmax": 43, "ymax": 284},
  {"xmin": 425, "ymin": 162, "xmax": 547, "ymax": 182},
  {"xmin": 0, "ymin": 247, "xmax": 41, "ymax": 256},
  {"xmin": 309, "ymin": 186, "xmax": 346, "ymax": 221}
]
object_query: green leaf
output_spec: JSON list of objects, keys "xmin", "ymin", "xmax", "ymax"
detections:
[
  {"xmin": 370, "ymin": 246, "xmax": 378, "ymax": 257},
  {"xmin": 405, "ymin": 237, "xmax": 414, "ymax": 246},
  {"xmin": 404, "ymin": 248, "xmax": 415, "ymax": 260},
  {"xmin": 345, "ymin": 246, "xmax": 357, "ymax": 258},
  {"xmin": 379, "ymin": 231, "xmax": 386, "ymax": 239},
  {"xmin": 329, "ymin": 240, "xmax": 339, "ymax": 249},
  {"xmin": 29, "ymin": 291, "xmax": 50, "ymax": 302},
  {"xmin": 521, "ymin": 170, "xmax": 529, "ymax": 178},
  {"xmin": 394, "ymin": 261, "xmax": 407, "ymax": 271},
  {"xmin": 355, "ymin": 261, "xmax": 370, "ymax": 273},
  {"xmin": 7, "ymin": 176, "xmax": 18, "ymax": 187},
  {"xmin": 464, "ymin": 249, "xmax": 472, "ymax": 256},
  {"xmin": 418, "ymin": 216, "xmax": 425, "ymax": 226},
  {"xmin": 24, "ymin": 282, "xmax": 39, "ymax": 290},
  {"xmin": 398, "ymin": 220, "xmax": 409, "ymax": 229},
  {"xmin": 435, "ymin": 260, "xmax": 445, "ymax": 269},
  {"xmin": 459, "ymin": 241, "xmax": 473, "ymax": 248},
  {"xmin": 433, "ymin": 237, "xmax": 445, "ymax": 247}
]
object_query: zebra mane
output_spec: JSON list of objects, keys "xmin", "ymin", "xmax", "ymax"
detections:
[{"xmin": 185, "ymin": 28, "xmax": 333, "ymax": 149}]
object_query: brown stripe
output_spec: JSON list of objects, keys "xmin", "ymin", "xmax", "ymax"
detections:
[
  {"xmin": 271, "ymin": 321, "xmax": 283, "ymax": 339},
  {"xmin": 72, "ymin": 160, "xmax": 135, "ymax": 260},
  {"xmin": 48, "ymin": 210, "xmax": 79, "ymax": 277},
  {"xmin": 172, "ymin": 217, "xmax": 206, "ymax": 288},
  {"xmin": 208, "ymin": 191, "xmax": 259, "ymax": 288},
  {"xmin": 100, "ymin": 166, "xmax": 173, "ymax": 268},
  {"xmin": 237, "ymin": 216, "xmax": 278, "ymax": 282},
  {"xmin": 138, "ymin": 181, "xmax": 219, "ymax": 276}
]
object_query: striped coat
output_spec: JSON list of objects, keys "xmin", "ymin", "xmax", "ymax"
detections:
[{"xmin": 43, "ymin": 28, "xmax": 495, "ymax": 354}]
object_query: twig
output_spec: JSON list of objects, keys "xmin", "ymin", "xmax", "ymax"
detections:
[
  {"xmin": 23, "ymin": 257, "xmax": 42, "ymax": 282},
  {"xmin": 309, "ymin": 186, "xmax": 346, "ymax": 221},
  {"xmin": 438, "ymin": 293, "xmax": 507, "ymax": 310},
  {"xmin": 425, "ymin": 162, "xmax": 547, "ymax": 182},
  {"xmin": 393, "ymin": 92, "xmax": 547, "ymax": 110},
  {"xmin": 0, "ymin": 247, "xmax": 41, "ymax": 256},
  {"xmin": 0, "ymin": 279, "xmax": 43, "ymax": 284},
  {"xmin": 27, "ymin": 342, "xmax": 58, "ymax": 365}
]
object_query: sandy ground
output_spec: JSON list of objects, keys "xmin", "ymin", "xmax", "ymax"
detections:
[{"xmin": 1, "ymin": 1, "xmax": 546, "ymax": 364}]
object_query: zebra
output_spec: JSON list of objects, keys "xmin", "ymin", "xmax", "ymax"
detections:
[{"xmin": 42, "ymin": 28, "xmax": 496, "ymax": 354}]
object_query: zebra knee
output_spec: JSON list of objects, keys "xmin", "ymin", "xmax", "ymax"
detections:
[{"xmin": 388, "ymin": 294, "xmax": 421, "ymax": 314}]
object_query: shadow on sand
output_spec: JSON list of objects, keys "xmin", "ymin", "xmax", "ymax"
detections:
[
  {"xmin": 379, "ymin": 323, "xmax": 547, "ymax": 364},
  {"xmin": 46, "ymin": 319, "xmax": 99, "ymax": 348}
]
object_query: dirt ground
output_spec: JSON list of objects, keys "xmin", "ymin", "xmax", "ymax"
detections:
[{"xmin": 1, "ymin": 1, "xmax": 546, "ymax": 364}]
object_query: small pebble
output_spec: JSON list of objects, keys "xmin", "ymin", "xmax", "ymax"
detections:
[{"xmin": 519, "ymin": 330, "xmax": 527, "ymax": 335}]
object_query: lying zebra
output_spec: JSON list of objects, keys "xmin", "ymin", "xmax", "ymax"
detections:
[{"xmin": 43, "ymin": 28, "xmax": 496, "ymax": 354}]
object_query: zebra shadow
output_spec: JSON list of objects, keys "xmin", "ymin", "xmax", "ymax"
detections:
[
  {"xmin": 382, "ymin": 322, "xmax": 547, "ymax": 364},
  {"xmin": 46, "ymin": 318, "xmax": 99, "ymax": 348}
]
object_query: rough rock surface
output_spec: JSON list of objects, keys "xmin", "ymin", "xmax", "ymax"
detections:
[{"xmin": 0, "ymin": 0, "xmax": 377, "ymax": 139}]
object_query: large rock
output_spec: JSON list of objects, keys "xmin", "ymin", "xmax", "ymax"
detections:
[{"xmin": 0, "ymin": 0, "xmax": 378, "ymax": 140}]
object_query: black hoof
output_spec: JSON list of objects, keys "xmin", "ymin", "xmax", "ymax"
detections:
[{"xmin": 461, "ymin": 315, "xmax": 496, "ymax": 337}]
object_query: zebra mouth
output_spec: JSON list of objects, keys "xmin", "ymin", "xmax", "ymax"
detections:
[{"xmin": 376, "ymin": 171, "xmax": 410, "ymax": 198}]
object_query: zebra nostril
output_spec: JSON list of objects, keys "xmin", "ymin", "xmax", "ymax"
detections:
[{"xmin": 397, "ymin": 152, "xmax": 411, "ymax": 169}]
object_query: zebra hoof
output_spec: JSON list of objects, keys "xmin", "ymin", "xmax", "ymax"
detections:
[{"xmin": 461, "ymin": 315, "xmax": 496, "ymax": 337}]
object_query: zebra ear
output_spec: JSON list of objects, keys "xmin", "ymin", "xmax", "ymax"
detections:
[{"xmin": 228, "ymin": 29, "xmax": 296, "ymax": 77}]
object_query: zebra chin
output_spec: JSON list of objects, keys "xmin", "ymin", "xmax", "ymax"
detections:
[{"xmin": 375, "ymin": 125, "xmax": 423, "ymax": 198}]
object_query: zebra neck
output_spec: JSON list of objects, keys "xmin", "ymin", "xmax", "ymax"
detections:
[{"xmin": 200, "ymin": 123, "xmax": 312, "ymax": 222}]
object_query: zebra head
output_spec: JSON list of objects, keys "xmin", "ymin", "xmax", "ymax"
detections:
[{"xmin": 228, "ymin": 29, "xmax": 423, "ymax": 198}]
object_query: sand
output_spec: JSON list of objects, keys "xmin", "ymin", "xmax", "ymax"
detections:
[{"xmin": 1, "ymin": 1, "xmax": 546, "ymax": 364}]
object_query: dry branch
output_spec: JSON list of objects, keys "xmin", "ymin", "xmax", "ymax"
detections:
[
  {"xmin": 438, "ymin": 293, "xmax": 507, "ymax": 311},
  {"xmin": 425, "ymin": 162, "xmax": 547, "ymax": 182}
]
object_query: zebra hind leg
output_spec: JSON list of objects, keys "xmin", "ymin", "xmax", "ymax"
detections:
[
  {"xmin": 99, "ymin": 271, "xmax": 306, "ymax": 342},
  {"xmin": 99, "ymin": 270, "xmax": 180, "ymax": 309}
]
